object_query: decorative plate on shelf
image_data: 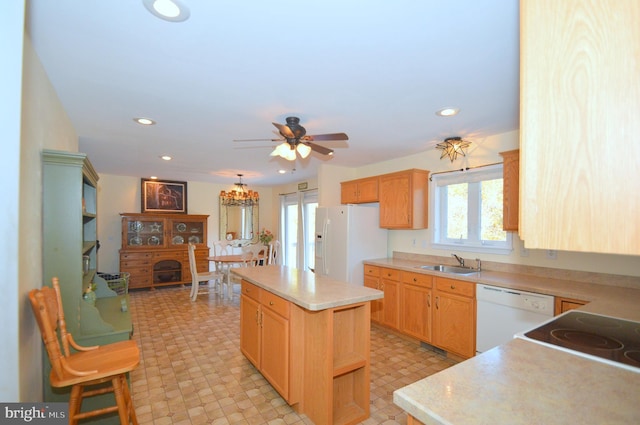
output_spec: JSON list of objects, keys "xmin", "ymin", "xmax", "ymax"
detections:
[
  {"xmin": 188, "ymin": 235, "xmax": 200, "ymax": 244},
  {"xmin": 130, "ymin": 236, "xmax": 143, "ymax": 246},
  {"xmin": 190, "ymin": 227, "xmax": 200, "ymax": 233},
  {"xmin": 176, "ymin": 223, "xmax": 187, "ymax": 232},
  {"xmin": 130, "ymin": 221, "xmax": 144, "ymax": 232},
  {"xmin": 148, "ymin": 236, "xmax": 161, "ymax": 245},
  {"xmin": 172, "ymin": 235, "xmax": 184, "ymax": 244}
]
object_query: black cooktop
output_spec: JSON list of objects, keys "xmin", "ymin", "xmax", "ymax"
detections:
[{"xmin": 523, "ymin": 311, "xmax": 640, "ymax": 370}]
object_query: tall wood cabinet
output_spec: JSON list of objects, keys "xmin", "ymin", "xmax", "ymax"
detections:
[
  {"xmin": 43, "ymin": 150, "xmax": 133, "ymax": 412},
  {"xmin": 119, "ymin": 213, "xmax": 209, "ymax": 289},
  {"xmin": 520, "ymin": 0, "xmax": 640, "ymax": 255},
  {"xmin": 500, "ymin": 149, "xmax": 519, "ymax": 232},
  {"xmin": 379, "ymin": 169, "xmax": 429, "ymax": 229}
]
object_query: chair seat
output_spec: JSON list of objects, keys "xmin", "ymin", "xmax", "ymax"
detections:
[{"xmin": 49, "ymin": 340, "xmax": 140, "ymax": 388}]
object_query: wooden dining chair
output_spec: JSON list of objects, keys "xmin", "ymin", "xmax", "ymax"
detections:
[
  {"xmin": 268, "ymin": 240, "xmax": 281, "ymax": 265},
  {"xmin": 29, "ymin": 277, "xmax": 139, "ymax": 425},
  {"xmin": 188, "ymin": 242, "xmax": 224, "ymax": 301}
]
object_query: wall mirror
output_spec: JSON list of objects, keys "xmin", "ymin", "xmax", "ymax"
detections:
[{"xmin": 219, "ymin": 203, "xmax": 259, "ymax": 245}]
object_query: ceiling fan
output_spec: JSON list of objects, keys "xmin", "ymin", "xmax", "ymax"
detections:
[{"xmin": 234, "ymin": 117, "xmax": 349, "ymax": 161}]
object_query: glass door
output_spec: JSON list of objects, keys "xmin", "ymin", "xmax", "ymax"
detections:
[{"xmin": 280, "ymin": 189, "xmax": 317, "ymax": 271}]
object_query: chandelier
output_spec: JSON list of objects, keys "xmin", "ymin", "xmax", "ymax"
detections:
[
  {"xmin": 436, "ymin": 137, "xmax": 471, "ymax": 162},
  {"xmin": 219, "ymin": 174, "xmax": 259, "ymax": 206}
]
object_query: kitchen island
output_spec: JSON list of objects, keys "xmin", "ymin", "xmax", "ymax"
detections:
[{"xmin": 231, "ymin": 265, "xmax": 383, "ymax": 425}]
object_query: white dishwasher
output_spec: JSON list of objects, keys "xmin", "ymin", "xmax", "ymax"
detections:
[{"xmin": 476, "ymin": 284, "xmax": 554, "ymax": 354}]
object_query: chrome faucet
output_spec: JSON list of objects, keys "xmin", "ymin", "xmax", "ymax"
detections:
[
  {"xmin": 475, "ymin": 258, "xmax": 482, "ymax": 272},
  {"xmin": 452, "ymin": 253, "xmax": 465, "ymax": 267}
]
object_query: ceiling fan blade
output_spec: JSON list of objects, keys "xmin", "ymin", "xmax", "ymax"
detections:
[
  {"xmin": 233, "ymin": 138, "xmax": 282, "ymax": 142},
  {"xmin": 305, "ymin": 141, "xmax": 334, "ymax": 156},
  {"xmin": 303, "ymin": 132, "xmax": 349, "ymax": 142},
  {"xmin": 272, "ymin": 122, "xmax": 295, "ymax": 139}
]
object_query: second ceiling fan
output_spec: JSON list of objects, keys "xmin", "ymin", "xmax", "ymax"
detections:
[{"xmin": 235, "ymin": 116, "xmax": 349, "ymax": 161}]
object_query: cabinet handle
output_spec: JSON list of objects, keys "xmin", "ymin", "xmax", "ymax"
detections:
[
  {"xmin": 427, "ymin": 294, "xmax": 431, "ymax": 308},
  {"xmin": 450, "ymin": 284, "xmax": 456, "ymax": 290},
  {"xmin": 269, "ymin": 301, "xmax": 274, "ymax": 306},
  {"xmin": 413, "ymin": 277, "xmax": 417, "ymax": 282},
  {"xmin": 260, "ymin": 311, "xmax": 263, "ymax": 328},
  {"xmin": 435, "ymin": 296, "xmax": 439, "ymax": 309},
  {"xmin": 255, "ymin": 310, "xmax": 259, "ymax": 324}
]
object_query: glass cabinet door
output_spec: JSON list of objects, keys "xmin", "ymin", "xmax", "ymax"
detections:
[
  {"xmin": 169, "ymin": 218, "xmax": 205, "ymax": 246},
  {"xmin": 124, "ymin": 218, "xmax": 165, "ymax": 248}
]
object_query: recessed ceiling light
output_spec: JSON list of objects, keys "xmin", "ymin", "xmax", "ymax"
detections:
[
  {"xmin": 142, "ymin": 0, "xmax": 190, "ymax": 22},
  {"xmin": 160, "ymin": 155, "xmax": 172, "ymax": 161},
  {"xmin": 278, "ymin": 169, "xmax": 287, "ymax": 174},
  {"xmin": 150, "ymin": 176, "xmax": 158, "ymax": 180},
  {"xmin": 134, "ymin": 117, "xmax": 156, "ymax": 125},
  {"xmin": 436, "ymin": 107, "xmax": 460, "ymax": 117}
]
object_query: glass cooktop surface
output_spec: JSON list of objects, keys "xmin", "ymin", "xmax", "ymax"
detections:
[{"xmin": 518, "ymin": 311, "xmax": 640, "ymax": 372}]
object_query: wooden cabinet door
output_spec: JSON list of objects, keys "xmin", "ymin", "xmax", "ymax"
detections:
[
  {"xmin": 356, "ymin": 177, "xmax": 379, "ymax": 203},
  {"xmin": 364, "ymin": 275, "xmax": 382, "ymax": 323},
  {"xmin": 340, "ymin": 180, "xmax": 359, "ymax": 204},
  {"xmin": 433, "ymin": 291, "xmax": 475, "ymax": 358},
  {"xmin": 401, "ymin": 283, "xmax": 432, "ymax": 343},
  {"xmin": 554, "ymin": 296, "xmax": 587, "ymax": 315},
  {"xmin": 260, "ymin": 306, "xmax": 290, "ymax": 399},
  {"xmin": 379, "ymin": 173, "xmax": 411, "ymax": 228},
  {"xmin": 240, "ymin": 295, "xmax": 261, "ymax": 367},
  {"xmin": 380, "ymin": 278, "xmax": 400, "ymax": 330},
  {"xmin": 500, "ymin": 149, "xmax": 519, "ymax": 231},
  {"xmin": 520, "ymin": 0, "xmax": 640, "ymax": 255}
]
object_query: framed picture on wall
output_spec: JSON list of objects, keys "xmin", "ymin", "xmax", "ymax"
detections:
[{"xmin": 141, "ymin": 179, "xmax": 187, "ymax": 214}]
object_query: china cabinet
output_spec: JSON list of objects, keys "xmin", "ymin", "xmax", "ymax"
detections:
[
  {"xmin": 379, "ymin": 169, "xmax": 429, "ymax": 229},
  {"xmin": 340, "ymin": 176, "xmax": 379, "ymax": 204},
  {"xmin": 520, "ymin": 0, "xmax": 640, "ymax": 255},
  {"xmin": 119, "ymin": 213, "xmax": 209, "ymax": 289}
]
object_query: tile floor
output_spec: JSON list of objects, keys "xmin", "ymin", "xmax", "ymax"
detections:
[{"xmin": 128, "ymin": 285, "xmax": 457, "ymax": 424}]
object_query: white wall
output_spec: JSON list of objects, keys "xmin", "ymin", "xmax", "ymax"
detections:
[
  {"xmin": 318, "ymin": 131, "xmax": 640, "ymax": 278},
  {"xmin": 97, "ymin": 175, "xmax": 274, "ymax": 272}
]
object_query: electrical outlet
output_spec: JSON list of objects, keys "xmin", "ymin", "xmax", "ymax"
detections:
[
  {"xmin": 412, "ymin": 238, "xmax": 416, "ymax": 247},
  {"xmin": 546, "ymin": 250, "xmax": 557, "ymax": 260}
]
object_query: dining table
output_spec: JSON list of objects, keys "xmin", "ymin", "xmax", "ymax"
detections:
[{"xmin": 207, "ymin": 253, "xmax": 266, "ymax": 298}]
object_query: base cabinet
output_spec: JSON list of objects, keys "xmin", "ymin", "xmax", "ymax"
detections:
[
  {"xmin": 380, "ymin": 268, "xmax": 400, "ymax": 330},
  {"xmin": 240, "ymin": 280, "xmax": 372, "ymax": 425},
  {"xmin": 433, "ymin": 277, "xmax": 476, "ymax": 359},
  {"xmin": 401, "ymin": 272, "xmax": 433, "ymax": 343},
  {"xmin": 364, "ymin": 266, "xmax": 382, "ymax": 323},
  {"xmin": 554, "ymin": 296, "xmax": 588, "ymax": 315}
]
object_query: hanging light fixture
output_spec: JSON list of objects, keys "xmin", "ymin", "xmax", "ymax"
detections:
[
  {"xmin": 435, "ymin": 137, "xmax": 471, "ymax": 162},
  {"xmin": 270, "ymin": 141, "xmax": 311, "ymax": 161},
  {"xmin": 219, "ymin": 174, "xmax": 259, "ymax": 206}
]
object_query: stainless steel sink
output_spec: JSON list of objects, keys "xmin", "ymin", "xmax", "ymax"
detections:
[{"xmin": 416, "ymin": 264, "xmax": 478, "ymax": 275}]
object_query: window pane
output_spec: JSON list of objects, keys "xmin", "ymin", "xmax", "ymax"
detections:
[
  {"xmin": 447, "ymin": 183, "xmax": 468, "ymax": 239},
  {"xmin": 285, "ymin": 204, "xmax": 298, "ymax": 267},
  {"xmin": 480, "ymin": 179, "xmax": 506, "ymax": 241},
  {"xmin": 303, "ymin": 202, "xmax": 317, "ymax": 271}
]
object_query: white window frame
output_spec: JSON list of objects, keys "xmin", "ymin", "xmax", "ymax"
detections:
[{"xmin": 431, "ymin": 164, "xmax": 513, "ymax": 255}]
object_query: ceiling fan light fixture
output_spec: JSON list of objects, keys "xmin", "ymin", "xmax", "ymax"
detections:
[{"xmin": 296, "ymin": 143, "xmax": 312, "ymax": 159}]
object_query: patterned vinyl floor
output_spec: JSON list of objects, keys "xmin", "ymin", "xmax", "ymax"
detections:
[{"xmin": 127, "ymin": 285, "xmax": 456, "ymax": 424}]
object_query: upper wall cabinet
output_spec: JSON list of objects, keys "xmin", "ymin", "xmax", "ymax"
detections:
[
  {"xmin": 341, "ymin": 176, "xmax": 379, "ymax": 204},
  {"xmin": 500, "ymin": 149, "xmax": 519, "ymax": 232},
  {"xmin": 520, "ymin": 0, "xmax": 640, "ymax": 255},
  {"xmin": 379, "ymin": 169, "xmax": 429, "ymax": 229}
]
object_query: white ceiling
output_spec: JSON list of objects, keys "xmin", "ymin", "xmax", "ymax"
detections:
[{"xmin": 27, "ymin": 0, "xmax": 520, "ymax": 186}]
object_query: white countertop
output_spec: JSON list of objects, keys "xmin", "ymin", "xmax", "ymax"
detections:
[
  {"xmin": 375, "ymin": 256, "xmax": 640, "ymax": 424},
  {"xmin": 394, "ymin": 338, "xmax": 640, "ymax": 425},
  {"xmin": 231, "ymin": 265, "xmax": 383, "ymax": 311}
]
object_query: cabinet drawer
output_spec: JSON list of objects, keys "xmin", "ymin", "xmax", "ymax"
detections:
[
  {"xmin": 241, "ymin": 280, "xmax": 261, "ymax": 302},
  {"xmin": 435, "ymin": 277, "xmax": 475, "ymax": 298},
  {"xmin": 380, "ymin": 267, "xmax": 400, "ymax": 281},
  {"xmin": 402, "ymin": 271, "xmax": 432, "ymax": 288},
  {"xmin": 121, "ymin": 259, "xmax": 153, "ymax": 268},
  {"xmin": 261, "ymin": 291, "xmax": 290, "ymax": 319},
  {"xmin": 364, "ymin": 265, "xmax": 380, "ymax": 277},
  {"xmin": 120, "ymin": 251, "xmax": 153, "ymax": 261}
]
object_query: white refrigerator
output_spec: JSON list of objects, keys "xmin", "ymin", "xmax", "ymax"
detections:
[{"xmin": 315, "ymin": 204, "xmax": 387, "ymax": 285}]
